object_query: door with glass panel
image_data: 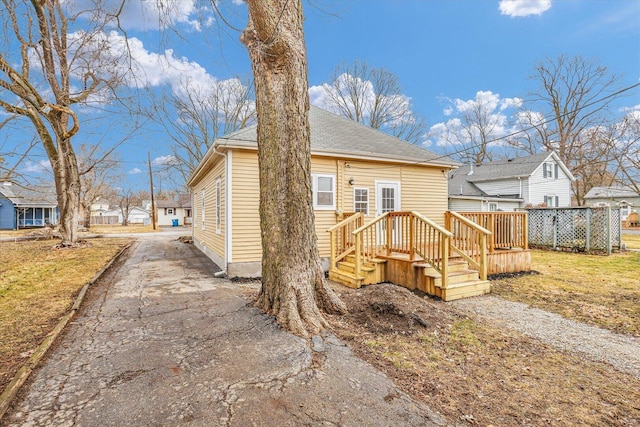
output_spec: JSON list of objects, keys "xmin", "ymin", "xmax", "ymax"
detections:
[{"xmin": 375, "ymin": 182, "xmax": 400, "ymax": 249}]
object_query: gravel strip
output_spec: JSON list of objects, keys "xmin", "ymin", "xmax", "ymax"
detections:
[{"xmin": 452, "ymin": 296, "xmax": 640, "ymax": 379}]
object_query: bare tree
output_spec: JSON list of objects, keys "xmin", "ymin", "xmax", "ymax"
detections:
[
  {"xmin": 316, "ymin": 61, "xmax": 427, "ymax": 144},
  {"xmin": 241, "ymin": 0, "xmax": 346, "ymax": 337},
  {"xmin": 115, "ymin": 188, "xmax": 145, "ymax": 227},
  {"xmin": 77, "ymin": 144, "xmax": 121, "ymax": 230},
  {"xmin": 432, "ymin": 93, "xmax": 514, "ymax": 164},
  {"xmin": 151, "ymin": 77, "xmax": 256, "ymax": 187},
  {"xmin": 0, "ymin": 0, "xmax": 126, "ymax": 245},
  {"xmin": 609, "ymin": 112, "xmax": 640, "ymax": 194},
  {"xmin": 509, "ymin": 55, "xmax": 623, "ymax": 203}
]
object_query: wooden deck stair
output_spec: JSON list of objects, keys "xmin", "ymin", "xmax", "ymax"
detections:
[
  {"xmin": 416, "ymin": 259, "xmax": 490, "ymax": 301},
  {"xmin": 329, "ymin": 253, "xmax": 490, "ymax": 301},
  {"xmin": 329, "ymin": 254, "xmax": 386, "ymax": 288},
  {"xmin": 327, "ymin": 211, "xmax": 501, "ymax": 301}
]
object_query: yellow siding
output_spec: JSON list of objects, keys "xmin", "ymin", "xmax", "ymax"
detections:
[
  {"xmin": 400, "ymin": 165, "xmax": 448, "ymax": 226},
  {"xmin": 193, "ymin": 149, "xmax": 451, "ymax": 266},
  {"xmin": 192, "ymin": 155, "xmax": 226, "ymax": 261},
  {"xmin": 230, "ymin": 150, "xmax": 262, "ymax": 262}
]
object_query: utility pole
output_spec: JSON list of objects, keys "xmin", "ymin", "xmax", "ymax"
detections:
[{"xmin": 148, "ymin": 152, "xmax": 156, "ymax": 230}]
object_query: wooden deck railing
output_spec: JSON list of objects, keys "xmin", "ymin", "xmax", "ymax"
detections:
[
  {"xmin": 411, "ymin": 211, "xmax": 453, "ymax": 286},
  {"xmin": 327, "ymin": 212, "xmax": 364, "ymax": 271},
  {"xmin": 445, "ymin": 211, "xmax": 492, "ymax": 280},
  {"xmin": 328, "ymin": 211, "xmax": 493, "ymax": 289},
  {"xmin": 455, "ymin": 211, "xmax": 528, "ymax": 252}
]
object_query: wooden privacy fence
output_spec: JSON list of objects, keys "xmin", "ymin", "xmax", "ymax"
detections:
[
  {"xmin": 455, "ymin": 211, "xmax": 528, "ymax": 252},
  {"xmin": 526, "ymin": 207, "xmax": 621, "ymax": 254}
]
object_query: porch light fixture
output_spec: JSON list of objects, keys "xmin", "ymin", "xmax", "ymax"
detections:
[{"xmin": 348, "ymin": 177, "xmax": 355, "ymax": 186}]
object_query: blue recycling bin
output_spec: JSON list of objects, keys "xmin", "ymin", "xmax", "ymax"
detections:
[{"xmin": 172, "ymin": 219, "xmax": 179, "ymax": 227}]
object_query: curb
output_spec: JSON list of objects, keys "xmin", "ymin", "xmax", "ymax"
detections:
[{"xmin": 0, "ymin": 243, "xmax": 132, "ymax": 420}]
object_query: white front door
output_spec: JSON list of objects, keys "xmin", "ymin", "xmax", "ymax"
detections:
[
  {"xmin": 376, "ymin": 181, "xmax": 400, "ymax": 215},
  {"xmin": 375, "ymin": 182, "xmax": 401, "ymax": 247}
]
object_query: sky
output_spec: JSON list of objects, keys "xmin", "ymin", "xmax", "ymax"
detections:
[{"xmin": 2, "ymin": 0, "xmax": 639, "ymax": 192}]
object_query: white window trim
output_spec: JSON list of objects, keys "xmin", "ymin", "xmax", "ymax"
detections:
[
  {"xmin": 312, "ymin": 173, "xmax": 336, "ymax": 210},
  {"xmin": 167, "ymin": 208, "xmax": 174, "ymax": 215},
  {"xmin": 488, "ymin": 202, "xmax": 498, "ymax": 212},
  {"xmin": 353, "ymin": 187, "xmax": 369, "ymax": 216}
]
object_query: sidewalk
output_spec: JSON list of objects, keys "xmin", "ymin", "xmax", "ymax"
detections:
[{"xmin": 2, "ymin": 233, "xmax": 444, "ymax": 426}]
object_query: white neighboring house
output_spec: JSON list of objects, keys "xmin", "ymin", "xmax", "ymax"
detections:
[
  {"xmin": 584, "ymin": 185, "xmax": 640, "ymax": 221},
  {"xmin": 156, "ymin": 194, "xmax": 192, "ymax": 227},
  {"xmin": 448, "ymin": 152, "xmax": 575, "ymax": 211},
  {"xmin": 100, "ymin": 206, "xmax": 151, "ymax": 225}
]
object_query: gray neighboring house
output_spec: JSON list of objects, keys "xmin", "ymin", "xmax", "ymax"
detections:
[
  {"xmin": 584, "ymin": 185, "xmax": 640, "ymax": 221},
  {"xmin": 0, "ymin": 181, "xmax": 59, "ymax": 230},
  {"xmin": 448, "ymin": 152, "xmax": 575, "ymax": 212}
]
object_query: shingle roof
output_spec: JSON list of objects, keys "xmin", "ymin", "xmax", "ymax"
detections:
[
  {"xmin": 156, "ymin": 194, "xmax": 191, "ymax": 209},
  {"xmin": 218, "ymin": 106, "xmax": 455, "ymax": 166},
  {"xmin": 584, "ymin": 185, "xmax": 640, "ymax": 199},
  {"xmin": 0, "ymin": 182, "xmax": 57, "ymax": 207},
  {"xmin": 448, "ymin": 152, "xmax": 557, "ymax": 197}
]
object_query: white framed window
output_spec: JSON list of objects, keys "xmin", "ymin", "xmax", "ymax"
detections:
[
  {"xmin": 543, "ymin": 162, "xmax": 558, "ymax": 179},
  {"xmin": 488, "ymin": 202, "xmax": 498, "ymax": 212},
  {"xmin": 353, "ymin": 188, "xmax": 369, "ymax": 215},
  {"xmin": 201, "ymin": 189, "xmax": 206, "ymax": 229},
  {"xmin": 166, "ymin": 208, "xmax": 174, "ymax": 215},
  {"xmin": 216, "ymin": 177, "xmax": 222, "ymax": 234},
  {"xmin": 544, "ymin": 195, "xmax": 559, "ymax": 207},
  {"xmin": 312, "ymin": 174, "xmax": 335, "ymax": 210}
]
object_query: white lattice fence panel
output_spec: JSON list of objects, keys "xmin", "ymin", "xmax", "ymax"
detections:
[{"xmin": 526, "ymin": 207, "xmax": 621, "ymax": 253}]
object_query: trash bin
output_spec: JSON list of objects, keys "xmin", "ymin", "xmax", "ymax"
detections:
[{"xmin": 172, "ymin": 219, "xmax": 179, "ymax": 227}]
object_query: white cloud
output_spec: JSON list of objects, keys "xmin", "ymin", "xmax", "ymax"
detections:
[
  {"xmin": 86, "ymin": 0, "xmax": 211, "ymax": 32},
  {"xmin": 23, "ymin": 160, "xmax": 51, "ymax": 173},
  {"xmin": 152, "ymin": 155, "xmax": 177, "ymax": 166},
  {"xmin": 499, "ymin": 0, "xmax": 551, "ymax": 17},
  {"xmin": 427, "ymin": 91, "xmax": 521, "ymax": 148},
  {"xmin": 129, "ymin": 167, "xmax": 142, "ymax": 175}
]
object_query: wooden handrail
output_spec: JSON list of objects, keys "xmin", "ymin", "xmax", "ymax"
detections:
[
  {"xmin": 327, "ymin": 212, "xmax": 363, "ymax": 232},
  {"xmin": 448, "ymin": 210, "xmax": 492, "ymax": 235},
  {"xmin": 327, "ymin": 212, "xmax": 363, "ymax": 272},
  {"xmin": 352, "ymin": 211, "xmax": 389, "ymax": 235},
  {"xmin": 446, "ymin": 211, "xmax": 492, "ymax": 280},
  {"xmin": 411, "ymin": 211, "xmax": 453, "ymax": 237}
]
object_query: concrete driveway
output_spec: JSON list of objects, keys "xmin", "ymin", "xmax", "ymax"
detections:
[{"xmin": 2, "ymin": 232, "xmax": 443, "ymax": 426}]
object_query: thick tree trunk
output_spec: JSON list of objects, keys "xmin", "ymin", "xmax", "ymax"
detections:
[
  {"xmin": 242, "ymin": 0, "xmax": 346, "ymax": 337},
  {"xmin": 53, "ymin": 137, "xmax": 81, "ymax": 246}
]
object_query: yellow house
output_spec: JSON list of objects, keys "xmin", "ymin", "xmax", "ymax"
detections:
[{"xmin": 187, "ymin": 106, "xmax": 458, "ymax": 278}]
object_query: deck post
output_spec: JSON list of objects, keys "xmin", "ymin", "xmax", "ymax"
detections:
[
  {"xmin": 488, "ymin": 213, "xmax": 495, "ymax": 253},
  {"xmin": 409, "ymin": 213, "xmax": 415, "ymax": 260},
  {"xmin": 329, "ymin": 229, "xmax": 336, "ymax": 272},
  {"xmin": 479, "ymin": 233, "xmax": 488, "ymax": 280},
  {"xmin": 441, "ymin": 235, "xmax": 449, "ymax": 289},
  {"xmin": 386, "ymin": 215, "xmax": 392, "ymax": 256},
  {"xmin": 355, "ymin": 232, "xmax": 362, "ymax": 279},
  {"xmin": 523, "ymin": 211, "xmax": 529, "ymax": 250}
]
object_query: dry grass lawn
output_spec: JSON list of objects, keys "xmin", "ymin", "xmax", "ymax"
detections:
[
  {"xmin": 85, "ymin": 224, "xmax": 159, "ymax": 234},
  {"xmin": 622, "ymin": 232, "xmax": 640, "ymax": 249},
  {"xmin": 0, "ymin": 238, "xmax": 130, "ymax": 393},
  {"xmin": 491, "ymin": 250, "xmax": 640, "ymax": 337}
]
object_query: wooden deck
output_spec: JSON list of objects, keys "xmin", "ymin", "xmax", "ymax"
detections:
[{"xmin": 327, "ymin": 211, "xmax": 530, "ymax": 301}]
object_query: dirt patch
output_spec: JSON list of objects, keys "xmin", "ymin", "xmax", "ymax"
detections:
[{"xmin": 326, "ymin": 282, "xmax": 640, "ymax": 426}]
